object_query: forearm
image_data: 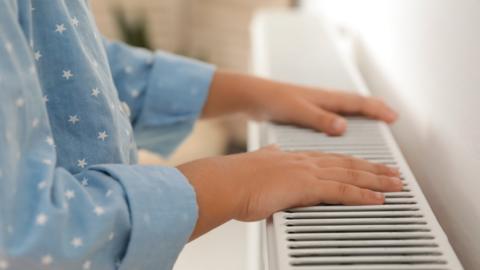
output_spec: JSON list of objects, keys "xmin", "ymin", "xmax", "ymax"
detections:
[{"xmin": 201, "ymin": 69, "xmax": 280, "ymax": 119}]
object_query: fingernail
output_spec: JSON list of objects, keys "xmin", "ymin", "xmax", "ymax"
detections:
[
  {"xmin": 387, "ymin": 110, "xmax": 398, "ymax": 121},
  {"xmin": 332, "ymin": 118, "xmax": 347, "ymax": 132},
  {"xmin": 391, "ymin": 177, "xmax": 403, "ymax": 188}
]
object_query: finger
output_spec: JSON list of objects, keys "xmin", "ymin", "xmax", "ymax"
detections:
[
  {"xmin": 285, "ymin": 100, "xmax": 348, "ymax": 135},
  {"xmin": 312, "ymin": 180, "xmax": 385, "ymax": 205},
  {"xmin": 314, "ymin": 167, "xmax": 403, "ymax": 192},
  {"xmin": 317, "ymin": 91, "xmax": 398, "ymax": 123},
  {"xmin": 300, "ymin": 151, "xmax": 400, "ymax": 176}
]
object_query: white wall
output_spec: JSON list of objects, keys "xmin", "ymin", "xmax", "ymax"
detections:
[{"xmin": 302, "ymin": 1, "xmax": 480, "ymax": 269}]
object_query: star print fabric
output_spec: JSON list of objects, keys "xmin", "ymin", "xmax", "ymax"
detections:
[{"xmin": 0, "ymin": 1, "xmax": 214, "ymax": 269}]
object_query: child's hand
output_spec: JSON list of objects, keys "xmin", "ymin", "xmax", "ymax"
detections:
[
  {"xmin": 202, "ymin": 70, "xmax": 398, "ymax": 135},
  {"xmin": 178, "ymin": 146, "xmax": 402, "ymax": 240},
  {"xmin": 249, "ymin": 83, "xmax": 398, "ymax": 135}
]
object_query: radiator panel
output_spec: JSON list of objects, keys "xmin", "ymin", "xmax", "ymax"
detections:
[{"xmin": 262, "ymin": 118, "xmax": 462, "ymax": 270}]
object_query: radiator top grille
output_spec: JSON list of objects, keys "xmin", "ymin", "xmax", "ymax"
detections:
[{"xmin": 264, "ymin": 118, "xmax": 462, "ymax": 270}]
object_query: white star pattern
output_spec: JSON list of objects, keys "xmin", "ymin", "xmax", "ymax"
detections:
[
  {"xmin": 62, "ymin": 70, "xmax": 73, "ymax": 80},
  {"xmin": 65, "ymin": 190, "xmax": 75, "ymax": 200},
  {"xmin": 5, "ymin": 42, "xmax": 13, "ymax": 53},
  {"xmin": 97, "ymin": 131, "xmax": 108, "ymax": 141},
  {"xmin": 36, "ymin": 213, "xmax": 48, "ymax": 225},
  {"xmin": 105, "ymin": 189, "xmax": 113, "ymax": 197},
  {"xmin": 81, "ymin": 177, "xmax": 89, "ymax": 186},
  {"xmin": 124, "ymin": 66, "xmax": 133, "ymax": 74},
  {"xmin": 71, "ymin": 237, "xmax": 83, "ymax": 248},
  {"xmin": 68, "ymin": 115, "xmax": 80, "ymax": 124},
  {"xmin": 0, "ymin": 259, "xmax": 8, "ymax": 269},
  {"xmin": 108, "ymin": 232, "xmax": 115, "ymax": 241},
  {"xmin": 91, "ymin": 60, "xmax": 99, "ymax": 69},
  {"xmin": 32, "ymin": 118, "xmax": 39, "ymax": 128},
  {"xmin": 15, "ymin": 98, "xmax": 25, "ymax": 108},
  {"xmin": 83, "ymin": 260, "xmax": 91, "ymax": 270},
  {"xmin": 46, "ymin": 136, "xmax": 55, "ymax": 146},
  {"xmin": 94, "ymin": 206, "xmax": 105, "ymax": 216},
  {"xmin": 91, "ymin": 88, "xmax": 100, "ymax": 97},
  {"xmin": 120, "ymin": 102, "xmax": 131, "ymax": 117},
  {"xmin": 77, "ymin": 159, "xmax": 87, "ymax": 168},
  {"xmin": 42, "ymin": 95, "xmax": 49, "ymax": 103},
  {"xmin": 38, "ymin": 180, "xmax": 47, "ymax": 190},
  {"xmin": 34, "ymin": 50, "xmax": 42, "ymax": 61},
  {"xmin": 130, "ymin": 89, "xmax": 140, "ymax": 98},
  {"xmin": 71, "ymin": 17, "xmax": 79, "ymax": 27},
  {"xmin": 4, "ymin": 131, "xmax": 12, "ymax": 143},
  {"xmin": 41, "ymin": 255, "xmax": 53, "ymax": 266},
  {"xmin": 55, "ymin": 24, "xmax": 67, "ymax": 34},
  {"xmin": 42, "ymin": 159, "xmax": 53, "ymax": 165}
]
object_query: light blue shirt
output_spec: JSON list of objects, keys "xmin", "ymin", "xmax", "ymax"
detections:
[{"xmin": 0, "ymin": 1, "xmax": 215, "ymax": 269}]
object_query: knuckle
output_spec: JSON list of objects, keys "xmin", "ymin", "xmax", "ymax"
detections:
[
  {"xmin": 375, "ymin": 164, "xmax": 385, "ymax": 173},
  {"xmin": 346, "ymin": 169, "xmax": 359, "ymax": 182},
  {"xmin": 379, "ymin": 176, "xmax": 390, "ymax": 187},
  {"xmin": 369, "ymin": 99, "xmax": 384, "ymax": 115},
  {"xmin": 377, "ymin": 176, "xmax": 392, "ymax": 190},
  {"xmin": 359, "ymin": 95, "xmax": 369, "ymax": 108},
  {"xmin": 361, "ymin": 189, "xmax": 372, "ymax": 201},
  {"xmin": 343, "ymin": 158, "xmax": 355, "ymax": 170},
  {"xmin": 296, "ymin": 160, "xmax": 316, "ymax": 172},
  {"xmin": 336, "ymin": 183, "xmax": 349, "ymax": 196},
  {"xmin": 290, "ymin": 152, "xmax": 308, "ymax": 160},
  {"xmin": 330, "ymin": 153, "xmax": 345, "ymax": 159},
  {"xmin": 380, "ymin": 176, "xmax": 397, "ymax": 189}
]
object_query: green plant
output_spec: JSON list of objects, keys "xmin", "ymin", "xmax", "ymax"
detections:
[{"xmin": 112, "ymin": 5, "xmax": 152, "ymax": 49}]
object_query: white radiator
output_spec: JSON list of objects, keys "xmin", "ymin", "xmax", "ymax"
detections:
[{"xmin": 247, "ymin": 10, "xmax": 463, "ymax": 270}]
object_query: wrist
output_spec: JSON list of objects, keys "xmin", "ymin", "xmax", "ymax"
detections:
[
  {"xmin": 202, "ymin": 70, "xmax": 272, "ymax": 118},
  {"xmin": 177, "ymin": 156, "xmax": 246, "ymax": 239}
]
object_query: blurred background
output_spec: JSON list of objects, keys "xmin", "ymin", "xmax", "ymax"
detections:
[{"xmin": 92, "ymin": 0, "xmax": 295, "ymax": 167}]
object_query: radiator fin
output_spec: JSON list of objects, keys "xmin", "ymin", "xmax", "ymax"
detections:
[{"xmin": 265, "ymin": 118, "xmax": 461, "ymax": 269}]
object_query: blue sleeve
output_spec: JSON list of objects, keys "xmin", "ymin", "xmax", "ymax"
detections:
[
  {"xmin": 0, "ymin": 5, "xmax": 197, "ymax": 270},
  {"xmin": 104, "ymin": 40, "xmax": 216, "ymax": 156}
]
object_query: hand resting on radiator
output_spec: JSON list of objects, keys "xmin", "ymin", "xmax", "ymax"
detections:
[
  {"xmin": 201, "ymin": 70, "xmax": 398, "ymax": 135},
  {"xmin": 178, "ymin": 146, "xmax": 402, "ymax": 240}
]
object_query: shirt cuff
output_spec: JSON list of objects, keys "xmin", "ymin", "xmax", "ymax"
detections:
[
  {"xmin": 134, "ymin": 51, "xmax": 216, "ymax": 156},
  {"xmin": 91, "ymin": 165, "xmax": 198, "ymax": 270}
]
